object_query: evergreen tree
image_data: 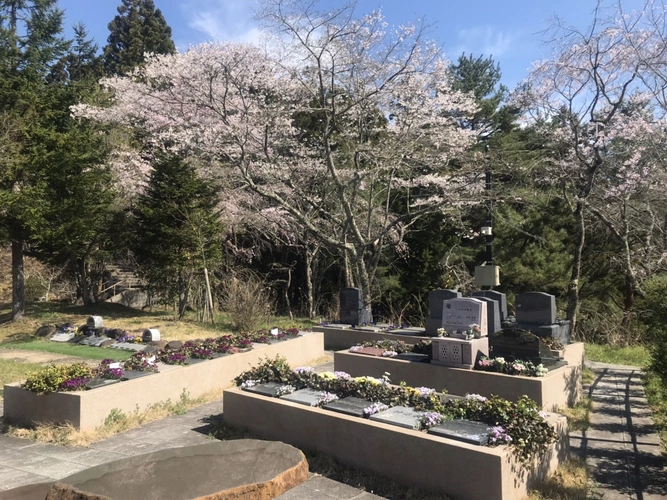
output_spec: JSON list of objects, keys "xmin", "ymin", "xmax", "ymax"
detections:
[
  {"xmin": 133, "ymin": 155, "xmax": 222, "ymax": 319},
  {"xmin": 103, "ymin": 0, "xmax": 175, "ymax": 76}
]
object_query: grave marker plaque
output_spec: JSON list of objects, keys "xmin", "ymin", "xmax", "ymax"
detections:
[
  {"xmin": 427, "ymin": 419, "xmax": 491, "ymax": 445},
  {"xmin": 241, "ymin": 382, "xmax": 289, "ymax": 398},
  {"xmin": 50, "ymin": 333, "xmax": 76, "ymax": 343},
  {"xmin": 515, "ymin": 292, "xmax": 556, "ymax": 325},
  {"xmin": 109, "ymin": 342, "xmax": 147, "ymax": 352},
  {"xmin": 442, "ymin": 298, "xmax": 487, "ymax": 338},
  {"xmin": 394, "ymin": 353, "xmax": 430, "ymax": 363},
  {"xmin": 351, "ymin": 347, "xmax": 385, "ymax": 357},
  {"xmin": 86, "ymin": 378, "xmax": 122, "ymax": 390},
  {"xmin": 280, "ymin": 388, "xmax": 323, "ymax": 407},
  {"xmin": 369, "ymin": 406, "xmax": 423, "ymax": 430},
  {"xmin": 323, "ymin": 396, "xmax": 373, "ymax": 417}
]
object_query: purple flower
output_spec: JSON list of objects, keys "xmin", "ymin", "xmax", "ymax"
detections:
[
  {"xmin": 488, "ymin": 426, "xmax": 512, "ymax": 445},
  {"xmin": 363, "ymin": 402, "xmax": 389, "ymax": 417},
  {"xmin": 333, "ymin": 371, "xmax": 352, "ymax": 380},
  {"xmin": 417, "ymin": 412, "xmax": 443, "ymax": 430},
  {"xmin": 59, "ymin": 377, "xmax": 90, "ymax": 391},
  {"xmin": 349, "ymin": 345, "xmax": 363, "ymax": 352},
  {"xmin": 415, "ymin": 387, "xmax": 435, "ymax": 398},
  {"xmin": 293, "ymin": 366, "xmax": 314, "ymax": 374},
  {"xmin": 382, "ymin": 350, "xmax": 398, "ymax": 357},
  {"xmin": 240, "ymin": 379, "xmax": 259, "ymax": 388},
  {"xmin": 316, "ymin": 392, "xmax": 339, "ymax": 406},
  {"xmin": 465, "ymin": 393, "xmax": 488, "ymax": 402}
]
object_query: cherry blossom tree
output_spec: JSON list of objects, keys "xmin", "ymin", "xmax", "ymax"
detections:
[
  {"xmin": 515, "ymin": 1, "xmax": 667, "ymax": 329},
  {"xmin": 74, "ymin": 0, "xmax": 479, "ymax": 315}
]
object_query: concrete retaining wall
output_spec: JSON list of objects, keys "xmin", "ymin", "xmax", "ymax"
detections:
[
  {"xmin": 3, "ymin": 332, "xmax": 324, "ymax": 430},
  {"xmin": 223, "ymin": 388, "xmax": 569, "ymax": 500},
  {"xmin": 334, "ymin": 348, "xmax": 582, "ymax": 411}
]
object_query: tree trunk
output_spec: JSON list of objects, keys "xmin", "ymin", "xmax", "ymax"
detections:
[
  {"xmin": 566, "ymin": 201, "xmax": 585, "ymax": 331},
  {"xmin": 11, "ymin": 238, "xmax": 25, "ymax": 321},
  {"xmin": 177, "ymin": 270, "xmax": 192, "ymax": 320},
  {"xmin": 622, "ymin": 270, "xmax": 636, "ymax": 329},
  {"xmin": 79, "ymin": 258, "xmax": 91, "ymax": 306},
  {"xmin": 305, "ymin": 245, "xmax": 316, "ymax": 319}
]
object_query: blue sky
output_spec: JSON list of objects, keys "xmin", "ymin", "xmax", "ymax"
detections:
[{"xmin": 58, "ymin": 0, "xmax": 644, "ymax": 89}]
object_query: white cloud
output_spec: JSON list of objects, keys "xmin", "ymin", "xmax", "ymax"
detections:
[
  {"xmin": 180, "ymin": 0, "xmax": 263, "ymax": 45},
  {"xmin": 452, "ymin": 26, "xmax": 518, "ymax": 58}
]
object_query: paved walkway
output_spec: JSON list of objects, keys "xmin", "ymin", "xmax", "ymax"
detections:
[
  {"xmin": 571, "ymin": 362, "xmax": 667, "ymax": 499},
  {"xmin": 0, "ymin": 359, "xmax": 664, "ymax": 499}
]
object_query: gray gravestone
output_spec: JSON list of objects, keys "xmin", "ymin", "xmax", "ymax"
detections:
[
  {"xmin": 442, "ymin": 297, "xmax": 487, "ymax": 338},
  {"xmin": 50, "ymin": 332, "xmax": 76, "ymax": 343},
  {"xmin": 279, "ymin": 388, "xmax": 322, "ymax": 407},
  {"xmin": 394, "ymin": 353, "xmax": 430, "ymax": 363},
  {"xmin": 535, "ymin": 322, "xmax": 572, "ymax": 344},
  {"xmin": 80, "ymin": 336, "xmax": 111, "ymax": 347},
  {"xmin": 427, "ymin": 419, "xmax": 491, "ymax": 445},
  {"xmin": 323, "ymin": 396, "xmax": 373, "ymax": 417},
  {"xmin": 86, "ymin": 378, "xmax": 122, "ymax": 390},
  {"xmin": 241, "ymin": 382, "xmax": 289, "ymax": 398},
  {"xmin": 122, "ymin": 370, "xmax": 155, "ymax": 381},
  {"xmin": 515, "ymin": 292, "xmax": 556, "ymax": 325},
  {"xmin": 472, "ymin": 290, "xmax": 508, "ymax": 322},
  {"xmin": 425, "ymin": 289, "xmax": 462, "ymax": 336},
  {"xmin": 339, "ymin": 287, "xmax": 373, "ymax": 325},
  {"xmin": 109, "ymin": 342, "xmax": 147, "ymax": 352},
  {"xmin": 369, "ymin": 406, "xmax": 424, "ymax": 430},
  {"xmin": 471, "ymin": 296, "xmax": 501, "ymax": 336}
]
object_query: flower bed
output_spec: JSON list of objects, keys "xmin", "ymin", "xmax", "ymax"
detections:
[
  {"xmin": 334, "ymin": 349, "xmax": 582, "ymax": 410},
  {"xmin": 224, "ymin": 359, "xmax": 569, "ymax": 500},
  {"xmin": 3, "ymin": 332, "xmax": 324, "ymax": 430}
]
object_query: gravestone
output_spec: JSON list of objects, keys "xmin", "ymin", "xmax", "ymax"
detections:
[
  {"xmin": 122, "ymin": 370, "xmax": 155, "ymax": 381},
  {"xmin": 280, "ymin": 388, "xmax": 323, "ymax": 407},
  {"xmin": 79, "ymin": 336, "xmax": 111, "ymax": 347},
  {"xmin": 472, "ymin": 290, "xmax": 508, "ymax": 322},
  {"xmin": 425, "ymin": 289, "xmax": 462, "ymax": 336},
  {"xmin": 241, "ymin": 382, "xmax": 289, "ymax": 398},
  {"xmin": 427, "ymin": 419, "xmax": 491, "ymax": 445},
  {"xmin": 86, "ymin": 378, "xmax": 122, "ymax": 390},
  {"xmin": 471, "ymin": 296, "xmax": 501, "ymax": 337},
  {"xmin": 442, "ymin": 297, "xmax": 487, "ymax": 338},
  {"xmin": 351, "ymin": 347, "xmax": 385, "ymax": 357},
  {"xmin": 86, "ymin": 316, "xmax": 104, "ymax": 329},
  {"xmin": 369, "ymin": 406, "xmax": 423, "ymax": 430},
  {"xmin": 323, "ymin": 396, "xmax": 373, "ymax": 417},
  {"xmin": 109, "ymin": 342, "xmax": 147, "ymax": 352},
  {"xmin": 50, "ymin": 332, "xmax": 76, "ymax": 343},
  {"xmin": 35, "ymin": 325, "xmax": 57, "ymax": 338},
  {"xmin": 339, "ymin": 287, "xmax": 373, "ymax": 325},
  {"xmin": 489, "ymin": 328, "xmax": 565, "ymax": 368},
  {"xmin": 394, "ymin": 353, "xmax": 430, "ymax": 363},
  {"xmin": 142, "ymin": 328, "xmax": 161, "ymax": 342},
  {"xmin": 515, "ymin": 292, "xmax": 556, "ymax": 325}
]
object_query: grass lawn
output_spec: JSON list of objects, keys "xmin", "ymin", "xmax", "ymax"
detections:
[
  {"xmin": 584, "ymin": 343, "xmax": 649, "ymax": 367},
  {"xmin": 0, "ymin": 359, "xmax": 44, "ymax": 397},
  {"xmin": 0, "ymin": 338, "xmax": 134, "ymax": 361}
]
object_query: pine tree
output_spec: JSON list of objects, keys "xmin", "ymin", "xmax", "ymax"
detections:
[
  {"xmin": 103, "ymin": 0, "xmax": 175, "ymax": 76},
  {"xmin": 133, "ymin": 155, "xmax": 222, "ymax": 319}
]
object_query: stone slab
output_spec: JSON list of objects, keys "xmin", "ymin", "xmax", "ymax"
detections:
[
  {"xmin": 85, "ymin": 378, "xmax": 122, "ymax": 390},
  {"xmin": 79, "ymin": 336, "xmax": 112, "ymax": 347},
  {"xmin": 427, "ymin": 419, "xmax": 491, "ymax": 445},
  {"xmin": 352, "ymin": 347, "xmax": 384, "ymax": 357},
  {"xmin": 369, "ymin": 406, "xmax": 423, "ymax": 430},
  {"xmin": 394, "ymin": 353, "xmax": 430, "ymax": 363},
  {"xmin": 50, "ymin": 333, "xmax": 76, "ymax": 343},
  {"xmin": 428, "ymin": 289, "xmax": 462, "ymax": 320},
  {"xmin": 515, "ymin": 292, "xmax": 556, "ymax": 325},
  {"xmin": 121, "ymin": 371, "xmax": 155, "ymax": 381},
  {"xmin": 323, "ymin": 396, "xmax": 373, "ymax": 418},
  {"xmin": 280, "ymin": 388, "xmax": 323, "ymax": 407},
  {"xmin": 242, "ymin": 382, "xmax": 289, "ymax": 398},
  {"xmin": 321, "ymin": 324, "xmax": 351, "ymax": 329},
  {"xmin": 472, "ymin": 290, "xmax": 508, "ymax": 322},
  {"xmin": 109, "ymin": 343, "xmax": 147, "ymax": 352},
  {"xmin": 442, "ymin": 297, "xmax": 487, "ymax": 338}
]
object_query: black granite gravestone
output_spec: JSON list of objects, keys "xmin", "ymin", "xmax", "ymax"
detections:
[
  {"xmin": 471, "ymin": 290, "xmax": 508, "ymax": 322},
  {"xmin": 394, "ymin": 353, "xmax": 431, "ymax": 363},
  {"xmin": 369, "ymin": 406, "xmax": 423, "ymax": 429},
  {"xmin": 323, "ymin": 396, "xmax": 373, "ymax": 417},
  {"xmin": 515, "ymin": 292, "xmax": 556, "ymax": 325},
  {"xmin": 424, "ymin": 289, "xmax": 462, "ymax": 336},
  {"xmin": 280, "ymin": 388, "xmax": 322, "ymax": 407},
  {"xmin": 427, "ymin": 419, "xmax": 491, "ymax": 445},
  {"xmin": 241, "ymin": 382, "xmax": 288, "ymax": 398},
  {"xmin": 471, "ymin": 296, "xmax": 501, "ymax": 337},
  {"xmin": 489, "ymin": 328, "xmax": 565, "ymax": 368},
  {"xmin": 339, "ymin": 288, "xmax": 373, "ymax": 325}
]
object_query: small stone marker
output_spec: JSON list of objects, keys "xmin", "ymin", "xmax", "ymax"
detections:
[
  {"xmin": 394, "ymin": 353, "xmax": 430, "ymax": 363},
  {"xmin": 79, "ymin": 336, "xmax": 111, "ymax": 347},
  {"xmin": 50, "ymin": 332, "xmax": 76, "ymax": 343},
  {"xmin": 442, "ymin": 297, "xmax": 487, "ymax": 338},
  {"xmin": 369, "ymin": 406, "xmax": 423, "ymax": 430},
  {"xmin": 427, "ymin": 419, "xmax": 491, "ymax": 445},
  {"xmin": 472, "ymin": 290, "xmax": 508, "ymax": 322},
  {"xmin": 471, "ymin": 296, "xmax": 501, "ymax": 336},
  {"xmin": 165, "ymin": 340, "xmax": 183, "ymax": 350},
  {"xmin": 86, "ymin": 316, "xmax": 104, "ymax": 329},
  {"xmin": 109, "ymin": 342, "xmax": 147, "ymax": 352},
  {"xmin": 279, "ymin": 388, "xmax": 322, "ymax": 407},
  {"xmin": 351, "ymin": 347, "xmax": 385, "ymax": 357},
  {"xmin": 142, "ymin": 328, "xmax": 160, "ymax": 342},
  {"xmin": 86, "ymin": 378, "xmax": 122, "ymax": 390},
  {"xmin": 515, "ymin": 292, "xmax": 556, "ymax": 325},
  {"xmin": 241, "ymin": 382, "xmax": 289, "ymax": 398},
  {"xmin": 122, "ymin": 370, "xmax": 155, "ymax": 381},
  {"xmin": 323, "ymin": 396, "xmax": 373, "ymax": 417}
]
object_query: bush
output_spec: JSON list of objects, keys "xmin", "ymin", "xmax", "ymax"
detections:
[
  {"xmin": 642, "ymin": 275, "xmax": 667, "ymax": 379},
  {"xmin": 220, "ymin": 273, "xmax": 273, "ymax": 332},
  {"xmin": 23, "ymin": 364, "xmax": 93, "ymax": 394}
]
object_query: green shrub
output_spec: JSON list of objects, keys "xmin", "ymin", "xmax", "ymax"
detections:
[
  {"xmin": 23, "ymin": 363, "xmax": 93, "ymax": 394},
  {"xmin": 642, "ymin": 276, "xmax": 667, "ymax": 379}
]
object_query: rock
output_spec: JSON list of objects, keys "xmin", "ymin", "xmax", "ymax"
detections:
[
  {"xmin": 45, "ymin": 482, "xmax": 112, "ymax": 500},
  {"xmin": 106, "ymin": 329, "xmax": 125, "ymax": 340},
  {"xmin": 35, "ymin": 325, "xmax": 57, "ymax": 338},
  {"xmin": 143, "ymin": 346, "xmax": 158, "ymax": 354},
  {"xmin": 55, "ymin": 440, "xmax": 308, "ymax": 500},
  {"xmin": 99, "ymin": 340, "xmax": 116, "ymax": 347},
  {"xmin": 165, "ymin": 340, "xmax": 183, "ymax": 350},
  {"xmin": 0, "ymin": 482, "xmax": 52, "ymax": 500},
  {"xmin": 148, "ymin": 340, "xmax": 168, "ymax": 350}
]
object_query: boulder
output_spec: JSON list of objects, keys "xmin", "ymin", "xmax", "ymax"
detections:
[
  {"xmin": 35, "ymin": 325, "xmax": 57, "ymax": 338},
  {"xmin": 165, "ymin": 340, "xmax": 183, "ymax": 350}
]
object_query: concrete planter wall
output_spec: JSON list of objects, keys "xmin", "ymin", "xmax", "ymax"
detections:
[
  {"xmin": 3, "ymin": 332, "xmax": 324, "ymax": 431},
  {"xmin": 334, "ymin": 345, "xmax": 583, "ymax": 411},
  {"xmin": 223, "ymin": 388, "xmax": 569, "ymax": 500},
  {"xmin": 312, "ymin": 325, "xmax": 431, "ymax": 351}
]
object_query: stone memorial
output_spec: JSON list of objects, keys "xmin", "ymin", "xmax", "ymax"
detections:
[
  {"xmin": 425, "ymin": 289, "xmax": 462, "ymax": 336},
  {"xmin": 339, "ymin": 287, "xmax": 373, "ymax": 325},
  {"xmin": 50, "ymin": 332, "xmax": 76, "ymax": 343},
  {"xmin": 323, "ymin": 396, "xmax": 373, "ymax": 417},
  {"xmin": 86, "ymin": 316, "xmax": 104, "ymax": 329},
  {"xmin": 513, "ymin": 292, "xmax": 571, "ymax": 343},
  {"xmin": 280, "ymin": 388, "xmax": 323, "ymax": 407},
  {"xmin": 489, "ymin": 328, "xmax": 565, "ymax": 368},
  {"xmin": 79, "ymin": 336, "xmax": 112, "ymax": 347},
  {"xmin": 241, "ymin": 382, "xmax": 290, "ymax": 398},
  {"xmin": 369, "ymin": 405, "xmax": 424, "ymax": 430},
  {"xmin": 351, "ymin": 347, "xmax": 385, "ymax": 357},
  {"xmin": 86, "ymin": 378, "xmax": 122, "ymax": 390},
  {"xmin": 472, "ymin": 290, "xmax": 508, "ymax": 322},
  {"xmin": 394, "ymin": 352, "xmax": 430, "ymax": 363},
  {"xmin": 122, "ymin": 370, "xmax": 155, "ymax": 381},
  {"xmin": 109, "ymin": 342, "xmax": 147, "ymax": 352},
  {"xmin": 471, "ymin": 296, "xmax": 501, "ymax": 337},
  {"xmin": 427, "ymin": 419, "xmax": 491, "ymax": 445},
  {"xmin": 431, "ymin": 337, "xmax": 489, "ymax": 369},
  {"xmin": 142, "ymin": 328, "xmax": 161, "ymax": 342},
  {"xmin": 441, "ymin": 297, "xmax": 487, "ymax": 338}
]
